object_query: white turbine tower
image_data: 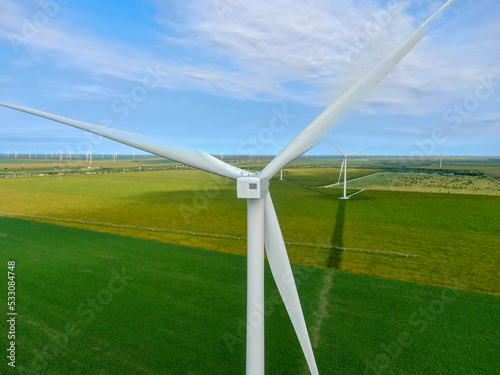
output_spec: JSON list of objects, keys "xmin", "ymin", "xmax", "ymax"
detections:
[
  {"xmin": 132, "ymin": 150, "xmax": 136, "ymax": 159},
  {"xmin": 0, "ymin": 2, "xmax": 456, "ymax": 373},
  {"xmin": 34, "ymin": 149, "xmax": 37, "ymax": 158},
  {"xmin": 88, "ymin": 150, "xmax": 95, "ymax": 165},
  {"xmin": 14, "ymin": 151, "xmax": 18, "ymax": 159},
  {"xmin": 58, "ymin": 150, "xmax": 64, "ymax": 161},
  {"xmin": 112, "ymin": 150, "xmax": 118, "ymax": 162},
  {"xmin": 434, "ymin": 154, "xmax": 445, "ymax": 168},
  {"xmin": 328, "ymin": 140, "xmax": 374, "ymax": 199},
  {"xmin": 28, "ymin": 151, "xmax": 32, "ymax": 159},
  {"xmin": 272, "ymin": 140, "xmax": 284, "ymax": 180}
]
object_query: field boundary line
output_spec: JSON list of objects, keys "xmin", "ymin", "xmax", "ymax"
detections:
[{"xmin": 0, "ymin": 211, "xmax": 419, "ymax": 258}]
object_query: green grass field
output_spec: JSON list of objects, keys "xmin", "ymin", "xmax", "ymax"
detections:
[
  {"xmin": 1, "ymin": 217, "xmax": 498, "ymax": 374},
  {"xmin": 0, "ymin": 168, "xmax": 498, "ymax": 294}
]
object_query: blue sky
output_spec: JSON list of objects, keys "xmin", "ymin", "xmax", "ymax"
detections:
[{"xmin": 0, "ymin": 0, "xmax": 498, "ymax": 157}]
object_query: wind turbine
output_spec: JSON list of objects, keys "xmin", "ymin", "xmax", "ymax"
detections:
[
  {"xmin": 328, "ymin": 140, "xmax": 374, "ymax": 199},
  {"xmin": 0, "ymin": 2, "xmax": 456, "ymax": 373},
  {"xmin": 88, "ymin": 150, "xmax": 95, "ymax": 165},
  {"xmin": 132, "ymin": 150, "xmax": 136, "ymax": 159},
  {"xmin": 272, "ymin": 140, "xmax": 284, "ymax": 180},
  {"xmin": 34, "ymin": 149, "xmax": 37, "ymax": 158},
  {"xmin": 434, "ymin": 154, "xmax": 445, "ymax": 168},
  {"xmin": 112, "ymin": 150, "xmax": 118, "ymax": 162},
  {"xmin": 14, "ymin": 151, "xmax": 18, "ymax": 159},
  {"xmin": 58, "ymin": 150, "xmax": 64, "ymax": 161},
  {"xmin": 220, "ymin": 150, "xmax": 225, "ymax": 160},
  {"xmin": 28, "ymin": 151, "xmax": 32, "ymax": 159},
  {"xmin": 67, "ymin": 149, "xmax": 74, "ymax": 160}
]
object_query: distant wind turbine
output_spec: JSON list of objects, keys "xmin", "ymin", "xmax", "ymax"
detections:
[
  {"xmin": 434, "ymin": 154, "xmax": 445, "ymax": 168},
  {"xmin": 28, "ymin": 151, "xmax": 32, "ymax": 159},
  {"xmin": 112, "ymin": 150, "xmax": 118, "ymax": 163},
  {"xmin": 0, "ymin": 1, "xmax": 456, "ymax": 373},
  {"xmin": 328, "ymin": 140, "xmax": 374, "ymax": 199},
  {"xmin": 272, "ymin": 141, "xmax": 284, "ymax": 180}
]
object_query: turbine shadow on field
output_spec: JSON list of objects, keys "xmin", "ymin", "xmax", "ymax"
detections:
[{"xmin": 327, "ymin": 199, "xmax": 346, "ymax": 270}]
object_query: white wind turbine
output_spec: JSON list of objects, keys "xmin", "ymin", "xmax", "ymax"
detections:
[
  {"xmin": 28, "ymin": 151, "xmax": 32, "ymax": 159},
  {"xmin": 434, "ymin": 154, "xmax": 445, "ymax": 168},
  {"xmin": 132, "ymin": 150, "xmax": 136, "ymax": 159},
  {"xmin": 67, "ymin": 149, "xmax": 74, "ymax": 160},
  {"xmin": 272, "ymin": 140, "xmax": 284, "ymax": 180},
  {"xmin": 328, "ymin": 140, "xmax": 374, "ymax": 199},
  {"xmin": 58, "ymin": 150, "xmax": 64, "ymax": 161},
  {"xmin": 112, "ymin": 150, "xmax": 118, "ymax": 162},
  {"xmin": 0, "ymin": 2, "xmax": 456, "ymax": 373}
]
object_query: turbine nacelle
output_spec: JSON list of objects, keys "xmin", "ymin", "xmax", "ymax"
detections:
[{"xmin": 237, "ymin": 176, "xmax": 269, "ymax": 199}]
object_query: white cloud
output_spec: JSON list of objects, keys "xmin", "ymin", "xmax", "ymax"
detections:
[{"xmin": 1, "ymin": 0, "xmax": 499, "ymax": 116}]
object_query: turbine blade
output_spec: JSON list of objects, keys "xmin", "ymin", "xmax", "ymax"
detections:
[
  {"xmin": 264, "ymin": 193, "xmax": 319, "ymax": 375},
  {"xmin": 338, "ymin": 159, "xmax": 345, "ymax": 184},
  {"xmin": 327, "ymin": 139, "xmax": 346, "ymax": 157},
  {"xmin": 346, "ymin": 147, "xmax": 375, "ymax": 157},
  {"xmin": 272, "ymin": 140, "xmax": 282, "ymax": 153},
  {"xmin": 0, "ymin": 103, "xmax": 246, "ymax": 180},
  {"xmin": 261, "ymin": 0, "xmax": 456, "ymax": 179}
]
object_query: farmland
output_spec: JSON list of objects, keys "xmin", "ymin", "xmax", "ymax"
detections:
[
  {"xmin": 1, "ymin": 217, "xmax": 498, "ymax": 374},
  {"xmin": 345, "ymin": 171, "xmax": 500, "ymax": 195},
  {"xmin": 1, "ymin": 157, "xmax": 499, "ymax": 374},
  {"xmin": 0, "ymin": 166, "xmax": 499, "ymax": 294}
]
